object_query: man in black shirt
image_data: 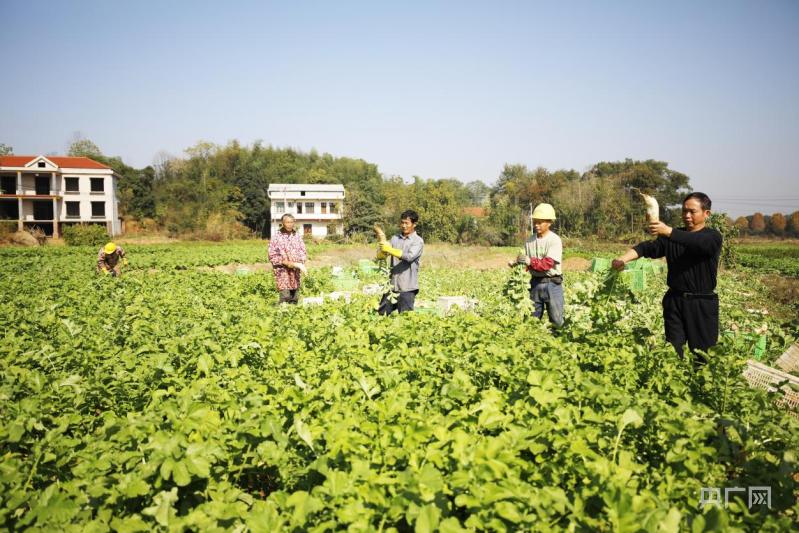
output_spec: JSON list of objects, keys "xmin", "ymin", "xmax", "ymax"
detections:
[{"xmin": 612, "ymin": 192, "xmax": 722, "ymax": 363}]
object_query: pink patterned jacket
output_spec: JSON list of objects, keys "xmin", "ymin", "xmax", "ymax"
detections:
[{"xmin": 268, "ymin": 229, "xmax": 307, "ymax": 290}]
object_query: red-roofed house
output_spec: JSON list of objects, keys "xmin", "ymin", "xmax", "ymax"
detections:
[
  {"xmin": 0, "ymin": 155, "xmax": 122, "ymax": 237},
  {"xmin": 461, "ymin": 207, "xmax": 488, "ymax": 218}
]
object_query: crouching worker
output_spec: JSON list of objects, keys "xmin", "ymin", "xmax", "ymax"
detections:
[
  {"xmin": 97, "ymin": 242, "xmax": 127, "ymax": 276},
  {"xmin": 612, "ymin": 192, "xmax": 722, "ymax": 364},
  {"xmin": 268, "ymin": 214, "xmax": 307, "ymax": 305},
  {"xmin": 377, "ymin": 210, "xmax": 424, "ymax": 315},
  {"xmin": 515, "ymin": 203, "xmax": 564, "ymax": 326}
]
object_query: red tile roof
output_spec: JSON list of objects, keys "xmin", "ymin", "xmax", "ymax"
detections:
[
  {"xmin": 461, "ymin": 207, "xmax": 488, "ymax": 218},
  {"xmin": 0, "ymin": 155, "xmax": 110, "ymax": 170}
]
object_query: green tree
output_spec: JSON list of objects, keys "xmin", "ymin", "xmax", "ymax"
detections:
[
  {"xmin": 707, "ymin": 212, "xmax": 738, "ymax": 267},
  {"xmin": 0, "ymin": 143, "xmax": 13, "ymax": 156},
  {"xmin": 65, "ymin": 131, "xmax": 102, "ymax": 158},
  {"xmin": 590, "ymin": 159, "xmax": 691, "ymax": 227},
  {"xmin": 343, "ymin": 187, "xmax": 383, "ymax": 238},
  {"xmin": 416, "ymin": 179, "xmax": 461, "ymax": 243},
  {"xmin": 118, "ymin": 166, "xmax": 157, "ymax": 221},
  {"xmin": 465, "ymin": 180, "xmax": 490, "ymax": 206}
]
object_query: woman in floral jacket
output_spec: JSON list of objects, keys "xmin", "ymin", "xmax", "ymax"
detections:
[{"xmin": 268, "ymin": 214, "xmax": 308, "ymax": 304}]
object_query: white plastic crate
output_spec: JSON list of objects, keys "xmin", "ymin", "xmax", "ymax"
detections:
[
  {"xmin": 437, "ymin": 296, "xmax": 477, "ymax": 313},
  {"xmin": 302, "ymin": 297, "xmax": 324, "ymax": 307},
  {"xmin": 743, "ymin": 359, "xmax": 799, "ymax": 417},
  {"xmin": 775, "ymin": 342, "xmax": 799, "ymax": 373},
  {"xmin": 362, "ymin": 284, "xmax": 383, "ymax": 295},
  {"xmin": 326, "ymin": 291, "xmax": 354, "ymax": 303}
]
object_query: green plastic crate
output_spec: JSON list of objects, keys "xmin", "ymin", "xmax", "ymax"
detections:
[
  {"xmin": 723, "ymin": 331, "xmax": 768, "ymax": 360},
  {"xmin": 332, "ymin": 278, "xmax": 360, "ymax": 291},
  {"xmin": 625, "ymin": 258, "xmax": 645, "ymax": 271},
  {"xmin": 621, "ymin": 270, "xmax": 647, "ymax": 292},
  {"xmin": 650, "ymin": 261, "xmax": 663, "ymax": 275},
  {"xmin": 358, "ymin": 260, "xmax": 380, "ymax": 274},
  {"xmin": 235, "ymin": 268, "xmax": 249, "ymax": 276},
  {"xmin": 412, "ymin": 306, "xmax": 442, "ymax": 316},
  {"xmin": 590, "ymin": 258, "xmax": 611, "ymax": 272}
]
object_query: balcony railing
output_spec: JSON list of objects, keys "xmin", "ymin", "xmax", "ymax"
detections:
[{"xmin": 3, "ymin": 185, "xmax": 62, "ymax": 196}]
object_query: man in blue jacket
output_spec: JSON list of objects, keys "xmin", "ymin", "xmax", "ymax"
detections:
[{"xmin": 376, "ymin": 210, "xmax": 424, "ymax": 315}]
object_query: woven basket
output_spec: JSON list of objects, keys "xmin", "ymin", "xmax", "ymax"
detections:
[
  {"xmin": 774, "ymin": 342, "xmax": 799, "ymax": 373},
  {"xmin": 743, "ymin": 360, "xmax": 799, "ymax": 416}
]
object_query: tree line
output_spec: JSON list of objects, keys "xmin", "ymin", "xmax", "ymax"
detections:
[
  {"xmin": 10, "ymin": 136, "xmax": 782, "ymax": 244},
  {"xmin": 731, "ymin": 212, "xmax": 799, "ymax": 237}
]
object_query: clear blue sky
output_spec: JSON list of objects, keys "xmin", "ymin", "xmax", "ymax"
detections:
[{"xmin": 2, "ymin": 0, "xmax": 798, "ymax": 217}]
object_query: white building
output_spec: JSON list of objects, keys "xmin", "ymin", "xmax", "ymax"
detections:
[
  {"xmin": 0, "ymin": 155, "xmax": 122, "ymax": 237},
  {"xmin": 267, "ymin": 184, "xmax": 345, "ymax": 237}
]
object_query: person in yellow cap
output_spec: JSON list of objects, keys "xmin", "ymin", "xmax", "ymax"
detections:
[
  {"xmin": 97, "ymin": 242, "xmax": 128, "ymax": 277},
  {"xmin": 511, "ymin": 203, "xmax": 564, "ymax": 326}
]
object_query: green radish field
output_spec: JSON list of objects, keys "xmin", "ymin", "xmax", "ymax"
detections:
[{"xmin": 1, "ymin": 242, "xmax": 797, "ymax": 532}]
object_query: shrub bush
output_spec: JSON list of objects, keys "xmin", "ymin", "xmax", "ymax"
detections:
[
  {"xmin": 324, "ymin": 233, "xmax": 347, "ymax": 244},
  {"xmin": 0, "ymin": 220, "xmax": 16, "ymax": 243},
  {"xmin": 62, "ymin": 224, "xmax": 110, "ymax": 246}
]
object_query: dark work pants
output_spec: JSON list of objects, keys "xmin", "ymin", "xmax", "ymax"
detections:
[
  {"xmin": 378, "ymin": 290, "xmax": 418, "ymax": 315},
  {"xmin": 529, "ymin": 279, "xmax": 564, "ymax": 327},
  {"xmin": 662, "ymin": 292, "xmax": 719, "ymax": 364},
  {"xmin": 278, "ymin": 289, "xmax": 299, "ymax": 305}
]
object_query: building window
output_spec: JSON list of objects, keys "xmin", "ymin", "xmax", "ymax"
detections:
[
  {"xmin": 91, "ymin": 201, "xmax": 106, "ymax": 218},
  {"xmin": 66, "ymin": 202, "xmax": 80, "ymax": 218},
  {"xmin": 65, "ymin": 177, "xmax": 79, "ymax": 193},
  {"xmin": 0, "ymin": 176, "xmax": 15, "ymax": 194},
  {"xmin": 35, "ymin": 176, "xmax": 50, "ymax": 195},
  {"xmin": 305, "ymin": 202, "xmax": 314, "ymax": 214},
  {"xmin": 90, "ymin": 178, "xmax": 104, "ymax": 193},
  {"xmin": 296, "ymin": 203, "xmax": 303, "ymax": 214},
  {"xmin": 303, "ymin": 224, "xmax": 312, "ymax": 235},
  {"xmin": 331, "ymin": 202, "xmax": 339, "ymax": 214},
  {"xmin": 300, "ymin": 191, "xmax": 306, "ymax": 197},
  {"xmin": 275, "ymin": 202, "xmax": 285, "ymax": 212},
  {"xmin": 38, "ymin": 162, "xmax": 46, "ymax": 168},
  {"xmin": 321, "ymin": 202, "xmax": 327, "ymax": 214}
]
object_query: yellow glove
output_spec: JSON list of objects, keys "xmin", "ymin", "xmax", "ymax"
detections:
[
  {"xmin": 379, "ymin": 242, "xmax": 403, "ymax": 259},
  {"xmin": 102, "ymin": 267, "xmax": 109, "ymax": 275},
  {"xmin": 376, "ymin": 250, "xmax": 388, "ymax": 260},
  {"xmin": 123, "ymin": 259, "xmax": 129, "ymax": 267}
]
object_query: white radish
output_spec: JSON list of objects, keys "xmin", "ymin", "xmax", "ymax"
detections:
[{"xmin": 632, "ymin": 188, "xmax": 659, "ymax": 222}]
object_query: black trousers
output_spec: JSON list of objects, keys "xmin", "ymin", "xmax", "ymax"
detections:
[
  {"xmin": 378, "ymin": 290, "xmax": 418, "ymax": 315},
  {"xmin": 278, "ymin": 289, "xmax": 299, "ymax": 305},
  {"xmin": 663, "ymin": 292, "xmax": 719, "ymax": 363}
]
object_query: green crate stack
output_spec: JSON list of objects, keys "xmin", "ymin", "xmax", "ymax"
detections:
[
  {"xmin": 590, "ymin": 258, "xmax": 611, "ymax": 272},
  {"xmin": 333, "ymin": 277, "xmax": 360, "ymax": 291},
  {"xmin": 332, "ymin": 268, "xmax": 360, "ymax": 291},
  {"xmin": 650, "ymin": 261, "xmax": 663, "ymax": 275},
  {"xmin": 358, "ymin": 259, "xmax": 381, "ymax": 274},
  {"xmin": 621, "ymin": 270, "xmax": 647, "ymax": 292},
  {"xmin": 722, "ymin": 331, "xmax": 768, "ymax": 360},
  {"xmin": 411, "ymin": 301, "xmax": 442, "ymax": 315}
]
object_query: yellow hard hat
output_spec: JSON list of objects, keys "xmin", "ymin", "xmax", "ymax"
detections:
[
  {"xmin": 104, "ymin": 242, "xmax": 117, "ymax": 254},
  {"xmin": 532, "ymin": 203, "xmax": 556, "ymax": 220}
]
